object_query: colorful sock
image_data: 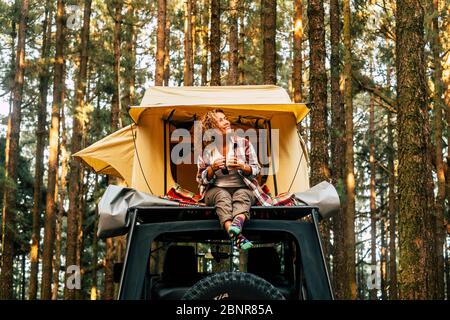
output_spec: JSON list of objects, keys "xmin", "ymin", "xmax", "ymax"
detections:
[
  {"xmin": 228, "ymin": 215, "xmax": 246, "ymax": 237},
  {"xmin": 233, "ymin": 233, "xmax": 253, "ymax": 251}
]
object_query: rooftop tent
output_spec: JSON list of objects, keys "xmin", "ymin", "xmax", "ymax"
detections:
[{"xmin": 74, "ymin": 85, "xmax": 310, "ymax": 196}]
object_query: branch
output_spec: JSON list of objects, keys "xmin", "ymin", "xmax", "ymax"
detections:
[{"xmin": 352, "ymin": 70, "xmax": 397, "ymax": 113}]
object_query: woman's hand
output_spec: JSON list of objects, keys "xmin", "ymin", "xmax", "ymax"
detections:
[
  {"xmin": 211, "ymin": 157, "xmax": 226, "ymax": 171},
  {"xmin": 226, "ymin": 156, "xmax": 246, "ymax": 171}
]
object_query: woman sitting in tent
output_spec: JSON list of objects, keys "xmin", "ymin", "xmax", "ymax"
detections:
[{"xmin": 196, "ymin": 109, "xmax": 272, "ymax": 250}]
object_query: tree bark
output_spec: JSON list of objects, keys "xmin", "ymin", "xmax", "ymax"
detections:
[
  {"xmin": 65, "ymin": 0, "xmax": 91, "ymax": 300},
  {"xmin": 261, "ymin": 0, "xmax": 276, "ymax": 84},
  {"xmin": 369, "ymin": 93, "xmax": 377, "ymax": 300},
  {"xmin": 155, "ymin": 0, "xmax": 166, "ymax": 86},
  {"xmin": 307, "ymin": 0, "xmax": 330, "ymax": 265},
  {"xmin": 111, "ymin": 0, "xmax": 123, "ymax": 131},
  {"xmin": 330, "ymin": 0, "xmax": 346, "ymax": 300},
  {"xmin": 164, "ymin": 16, "xmax": 171, "ymax": 86},
  {"xmin": 41, "ymin": 0, "xmax": 65, "ymax": 296},
  {"xmin": 293, "ymin": 0, "xmax": 303, "ymax": 102},
  {"xmin": 199, "ymin": 0, "xmax": 209, "ymax": 85},
  {"xmin": 396, "ymin": 0, "xmax": 436, "ymax": 299},
  {"xmin": 184, "ymin": 0, "xmax": 193, "ymax": 86},
  {"xmin": 343, "ymin": 0, "xmax": 357, "ymax": 299},
  {"xmin": 123, "ymin": 3, "xmax": 136, "ymax": 107},
  {"xmin": 29, "ymin": 0, "xmax": 52, "ymax": 300},
  {"xmin": 238, "ymin": 2, "xmax": 246, "ymax": 85},
  {"xmin": 52, "ymin": 102, "xmax": 68, "ymax": 300},
  {"xmin": 210, "ymin": 0, "xmax": 220, "ymax": 85},
  {"xmin": 228, "ymin": 0, "xmax": 239, "ymax": 85},
  {"xmin": 0, "ymin": 0, "xmax": 29, "ymax": 300},
  {"xmin": 387, "ymin": 101, "xmax": 398, "ymax": 299},
  {"xmin": 430, "ymin": 0, "xmax": 445, "ymax": 299}
]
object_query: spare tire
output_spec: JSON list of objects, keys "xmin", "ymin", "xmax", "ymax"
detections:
[{"xmin": 182, "ymin": 272, "xmax": 285, "ymax": 300}]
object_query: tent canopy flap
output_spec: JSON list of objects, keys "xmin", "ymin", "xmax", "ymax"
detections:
[{"xmin": 129, "ymin": 85, "xmax": 309, "ymax": 124}]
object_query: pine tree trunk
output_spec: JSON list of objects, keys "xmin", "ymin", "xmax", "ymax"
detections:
[
  {"xmin": 164, "ymin": 15, "xmax": 171, "ymax": 86},
  {"xmin": 343, "ymin": 0, "xmax": 357, "ymax": 299},
  {"xmin": 210, "ymin": 0, "xmax": 220, "ymax": 85},
  {"xmin": 111, "ymin": 0, "xmax": 123, "ymax": 131},
  {"xmin": 431, "ymin": 0, "xmax": 445, "ymax": 299},
  {"xmin": 65, "ymin": 0, "xmax": 91, "ymax": 300},
  {"xmin": 200, "ymin": 0, "xmax": 209, "ymax": 85},
  {"xmin": 41, "ymin": 1, "xmax": 65, "ymax": 294},
  {"xmin": 155, "ymin": 0, "xmax": 166, "ymax": 86},
  {"xmin": 0, "ymin": 0, "xmax": 29, "ymax": 300},
  {"xmin": 396, "ymin": 0, "xmax": 436, "ymax": 299},
  {"xmin": 228, "ymin": 0, "xmax": 238, "ymax": 85},
  {"xmin": 261, "ymin": 0, "xmax": 276, "ymax": 84},
  {"xmin": 329, "ymin": 0, "xmax": 346, "ymax": 300},
  {"xmin": 184, "ymin": 0, "xmax": 193, "ymax": 86},
  {"xmin": 380, "ymin": 210, "xmax": 388, "ymax": 300},
  {"xmin": 369, "ymin": 93, "xmax": 377, "ymax": 300},
  {"xmin": 105, "ymin": 4, "xmax": 124, "ymax": 294},
  {"xmin": 41, "ymin": 0, "xmax": 64, "ymax": 300},
  {"xmin": 293, "ymin": 0, "xmax": 303, "ymax": 102},
  {"xmin": 52, "ymin": 103, "xmax": 68, "ymax": 300},
  {"xmin": 29, "ymin": 0, "xmax": 52, "ymax": 300},
  {"xmin": 307, "ymin": 0, "xmax": 330, "ymax": 264},
  {"xmin": 238, "ymin": 3, "xmax": 245, "ymax": 85},
  {"xmin": 76, "ymin": 171, "xmax": 87, "ymax": 300},
  {"xmin": 387, "ymin": 108, "xmax": 398, "ymax": 299},
  {"xmin": 90, "ymin": 175, "xmax": 99, "ymax": 300},
  {"xmin": 123, "ymin": 4, "xmax": 136, "ymax": 107}
]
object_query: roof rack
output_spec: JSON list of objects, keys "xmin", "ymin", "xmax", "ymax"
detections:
[{"xmin": 132, "ymin": 205, "xmax": 320, "ymax": 224}]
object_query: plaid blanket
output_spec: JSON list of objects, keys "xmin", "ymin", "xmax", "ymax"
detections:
[{"xmin": 163, "ymin": 183, "xmax": 300, "ymax": 207}]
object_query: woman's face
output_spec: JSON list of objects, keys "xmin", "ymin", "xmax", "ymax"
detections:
[{"xmin": 213, "ymin": 112, "xmax": 231, "ymax": 135}]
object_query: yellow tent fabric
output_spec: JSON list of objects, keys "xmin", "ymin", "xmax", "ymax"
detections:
[
  {"xmin": 73, "ymin": 124, "xmax": 135, "ymax": 184},
  {"xmin": 129, "ymin": 85, "xmax": 309, "ymax": 124},
  {"xmin": 74, "ymin": 85, "xmax": 311, "ymax": 196}
]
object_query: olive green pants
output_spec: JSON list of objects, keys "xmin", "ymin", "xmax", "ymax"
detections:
[{"xmin": 205, "ymin": 186, "xmax": 255, "ymax": 227}]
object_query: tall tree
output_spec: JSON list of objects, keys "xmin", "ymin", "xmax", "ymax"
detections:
[
  {"xmin": 155, "ymin": 0, "xmax": 166, "ymax": 86},
  {"xmin": 184, "ymin": 0, "xmax": 193, "ymax": 85},
  {"xmin": 308, "ymin": 0, "xmax": 329, "ymax": 187},
  {"xmin": 430, "ymin": 0, "xmax": 446, "ymax": 299},
  {"xmin": 293, "ymin": 0, "xmax": 303, "ymax": 102},
  {"xmin": 396, "ymin": 0, "xmax": 435, "ymax": 299},
  {"xmin": 307, "ymin": 0, "xmax": 330, "ymax": 263},
  {"xmin": 52, "ymin": 101, "xmax": 68, "ymax": 300},
  {"xmin": 163, "ymin": 15, "xmax": 171, "ymax": 86},
  {"xmin": 228, "ymin": 0, "xmax": 239, "ymax": 85},
  {"xmin": 65, "ymin": 0, "xmax": 92, "ymax": 300},
  {"xmin": 343, "ymin": 0, "xmax": 356, "ymax": 299},
  {"xmin": 369, "ymin": 93, "xmax": 377, "ymax": 300},
  {"xmin": 123, "ymin": 3, "xmax": 137, "ymax": 106},
  {"xmin": 111, "ymin": 0, "xmax": 123, "ymax": 130},
  {"xmin": 200, "ymin": 0, "xmax": 209, "ymax": 85},
  {"xmin": 29, "ymin": 0, "xmax": 52, "ymax": 300},
  {"xmin": 329, "ymin": 0, "xmax": 346, "ymax": 299},
  {"xmin": 386, "ymin": 58, "xmax": 398, "ymax": 300},
  {"xmin": 238, "ymin": 2, "xmax": 246, "ymax": 84},
  {"xmin": 261, "ymin": 0, "xmax": 276, "ymax": 84},
  {"xmin": 0, "ymin": 0, "xmax": 29, "ymax": 300},
  {"xmin": 210, "ymin": 0, "xmax": 220, "ymax": 85},
  {"xmin": 41, "ymin": 0, "xmax": 65, "ymax": 300}
]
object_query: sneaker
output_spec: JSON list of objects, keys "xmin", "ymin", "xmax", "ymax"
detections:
[
  {"xmin": 228, "ymin": 215, "xmax": 246, "ymax": 238},
  {"xmin": 233, "ymin": 234, "xmax": 253, "ymax": 251}
]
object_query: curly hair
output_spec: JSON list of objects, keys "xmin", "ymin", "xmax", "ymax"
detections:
[{"xmin": 200, "ymin": 109, "xmax": 225, "ymax": 132}]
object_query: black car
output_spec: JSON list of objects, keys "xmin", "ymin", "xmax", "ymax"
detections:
[{"xmin": 111, "ymin": 205, "xmax": 334, "ymax": 300}]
